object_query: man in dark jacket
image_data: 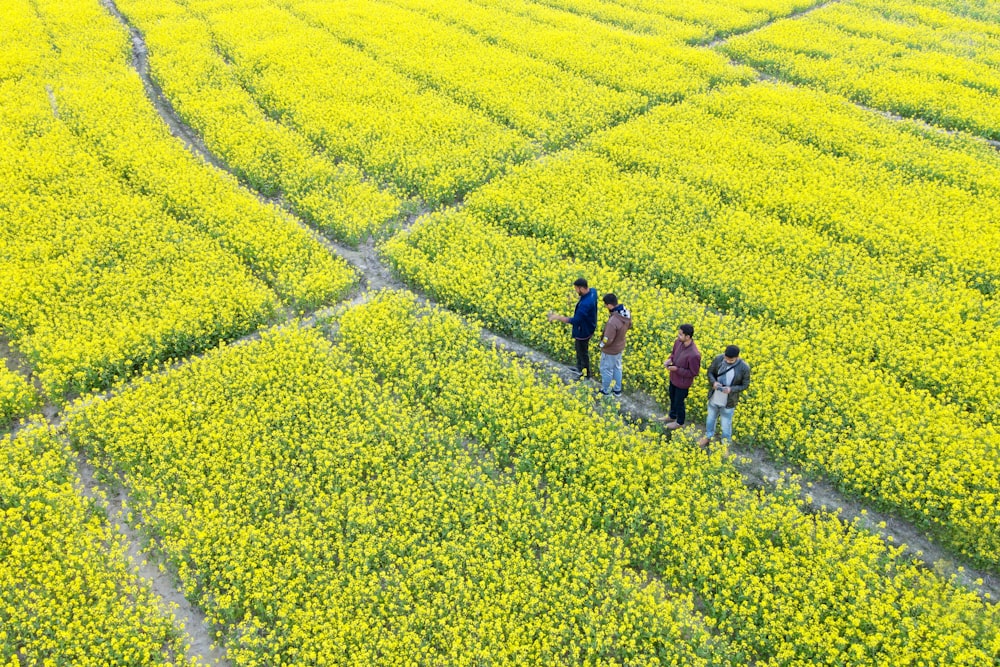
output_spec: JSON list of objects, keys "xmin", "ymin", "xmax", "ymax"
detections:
[
  {"xmin": 698, "ymin": 344, "xmax": 750, "ymax": 447},
  {"xmin": 547, "ymin": 278, "xmax": 598, "ymax": 379}
]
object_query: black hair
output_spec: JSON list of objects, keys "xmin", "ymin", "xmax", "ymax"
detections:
[
  {"xmin": 679, "ymin": 323, "xmax": 694, "ymax": 337},
  {"xmin": 573, "ymin": 277, "xmax": 588, "ymax": 288},
  {"xmin": 603, "ymin": 293, "xmax": 618, "ymax": 306}
]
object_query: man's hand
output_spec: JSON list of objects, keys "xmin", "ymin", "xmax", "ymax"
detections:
[{"xmin": 546, "ymin": 311, "xmax": 559, "ymax": 322}]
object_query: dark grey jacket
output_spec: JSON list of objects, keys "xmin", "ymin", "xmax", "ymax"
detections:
[{"xmin": 706, "ymin": 355, "xmax": 751, "ymax": 409}]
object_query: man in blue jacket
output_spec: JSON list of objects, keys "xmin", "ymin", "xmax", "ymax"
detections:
[{"xmin": 548, "ymin": 277, "xmax": 598, "ymax": 379}]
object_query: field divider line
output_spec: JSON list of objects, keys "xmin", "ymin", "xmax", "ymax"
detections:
[
  {"xmin": 854, "ymin": 99, "xmax": 1000, "ymax": 151},
  {"xmin": 86, "ymin": 0, "xmax": 1000, "ymax": 604},
  {"xmin": 478, "ymin": 329, "xmax": 1000, "ymax": 600},
  {"xmin": 99, "ymin": 0, "xmax": 230, "ymax": 173},
  {"xmin": 698, "ymin": 0, "xmax": 843, "ymax": 48},
  {"xmin": 709, "ymin": 5, "xmax": 1000, "ymax": 152},
  {"xmin": 71, "ymin": 448, "xmax": 232, "ymax": 667}
]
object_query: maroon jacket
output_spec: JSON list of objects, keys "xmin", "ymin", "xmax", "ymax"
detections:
[{"xmin": 668, "ymin": 339, "xmax": 701, "ymax": 389}]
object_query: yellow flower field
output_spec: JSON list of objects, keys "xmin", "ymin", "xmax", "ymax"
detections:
[
  {"xmin": 384, "ymin": 207, "xmax": 1000, "ymax": 567},
  {"xmin": 529, "ymin": 0, "xmax": 822, "ymax": 39},
  {"xmin": 722, "ymin": 0, "xmax": 1000, "ymax": 139},
  {"xmin": 1, "ymin": 426, "xmax": 195, "ymax": 665},
  {"xmin": 466, "ymin": 82, "xmax": 1000, "ymax": 424},
  {"xmin": 0, "ymin": 0, "xmax": 355, "ymax": 399},
  {"xmin": 112, "ymin": 0, "xmax": 404, "ymax": 246},
  {"xmin": 63, "ymin": 293, "xmax": 1000, "ymax": 665},
  {"xmin": 32, "ymin": 0, "xmax": 355, "ymax": 309},
  {"xmin": 0, "ymin": 366, "xmax": 35, "ymax": 427},
  {"xmin": 65, "ymin": 314, "xmax": 720, "ymax": 666},
  {"xmin": 279, "ymin": 0, "xmax": 648, "ymax": 149},
  {"xmin": 381, "ymin": 0, "xmax": 752, "ymax": 101},
  {"xmin": 175, "ymin": 0, "xmax": 535, "ymax": 205},
  {"xmin": 5, "ymin": 0, "xmax": 1000, "ymax": 661}
]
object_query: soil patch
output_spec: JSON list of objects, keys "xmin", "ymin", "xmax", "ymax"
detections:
[{"xmin": 74, "ymin": 453, "xmax": 231, "ymax": 666}]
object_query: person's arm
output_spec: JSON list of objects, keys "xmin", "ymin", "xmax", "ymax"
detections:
[
  {"xmin": 674, "ymin": 350, "xmax": 701, "ymax": 380},
  {"xmin": 664, "ymin": 340, "xmax": 677, "ymax": 368},
  {"xmin": 706, "ymin": 357, "xmax": 720, "ymax": 388},
  {"xmin": 599, "ymin": 320, "xmax": 618, "ymax": 349},
  {"xmin": 730, "ymin": 362, "xmax": 750, "ymax": 393},
  {"xmin": 567, "ymin": 295, "xmax": 596, "ymax": 328}
]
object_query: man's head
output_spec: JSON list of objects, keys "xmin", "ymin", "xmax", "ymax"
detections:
[
  {"xmin": 678, "ymin": 323, "xmax": 694, "ymax": 342},
  {"xmin": 573, "ymin": 277, "xmax": 588, "ymax": 296},
  {"xmin": 724, "ymin": 344, "xmax": 740, "ymax": 362},
  {"xmin": 603, "ymin": 293, "xmax": 618, "ymax": 310}
]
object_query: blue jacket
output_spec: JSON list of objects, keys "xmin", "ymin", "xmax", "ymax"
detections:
[{"xmin": 568, "ymin": 288, "xmax": 598, "ymax": 340}]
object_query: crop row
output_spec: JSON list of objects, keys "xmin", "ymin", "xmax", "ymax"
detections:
[
  {"xmin": 0, "ymin": 365, "xmax": 35, "ymax": 427},
  {"xmin": 473, "ymin": 80, "xmax": 1000, "ymax": 424},
  {"xmin": 380, "ymin": 0, "xmax": 752, "ymax": 102},
  {"xmin": 383, "ymin": 207, "xmax": 1000, "ymax": 567},
  {"xmin": 462, "ymin": 84, "xmax": 1000, "ymax": 426},
  {"xmin": 280, "ymin": 0, "xmax": 649, "ymax": 149},
  {"xmin": 1, "ymin": 81, "xmax": 275, "ymax": 399},
  {"xmin": 582, "ymin": 84, "xmax": 1000, "ymax": 421},
  {"xmin": 590, "ymin": 83, "xmax": 1000, "ymax": 295},
  {"xmin": 1, "ymin": 426, "xmax": 195, "ymax": 665},
  {"xmin": 526, "ymin": 0, "xmax": 824, "ymax": 40},
  {"xmin": 722, "ymin": 0, "xmax": 1000, "ymax": 139},
  {"xmin": 598, "ymin": 0, "xmax": 825, "ymax": 38},
  {"xmin": 171, "ymin": 0, "xmax": 533, "ymax": 206},
  {"xmin": 66, "ymin": 319, "xmax": 720, "ymax": 666},
  {"xmin": 0, "ymin": 0, "xmax": 354, "ymax": 399},
  {"xmin": 114, "ymin": 0, "xmax": 403, "ymax": 246},
  {"xmin": 32, "ymin": 0, "xmax": 354, "ymax": 309},
  {"xmin": 66, "ymin": 293, "xmax": 1000, "ymax": 664}
]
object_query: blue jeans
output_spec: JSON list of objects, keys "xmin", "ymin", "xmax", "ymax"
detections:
[
  {"xmin": 599, "ymin": 352, "xmax": 623, "ymax": 394},
  {"xmin": 705, "ymin": 402, "xmax": 735, "ymax": 441}
]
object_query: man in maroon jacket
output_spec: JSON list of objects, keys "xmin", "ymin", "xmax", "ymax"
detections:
[{"xmin": 660, "ymin": 323, "xmax": 701, "ymax": 430}]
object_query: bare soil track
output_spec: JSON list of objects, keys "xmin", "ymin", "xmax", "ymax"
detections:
[
  {"xmin": 702, "ymin": 0, "xmax": 842, "ymax": 48},
  {"xmin": 75, "ymin": 453, "xmax": 230, "ymax": 666}
]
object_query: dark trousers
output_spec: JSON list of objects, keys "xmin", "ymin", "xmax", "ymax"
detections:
[
  {"xmin": 668, "ymin": 382, "xmax": 689, "ymax": 424},
  {"xmin": 575, "ymin": 337, "xmax": 592, "ymax": 378}
]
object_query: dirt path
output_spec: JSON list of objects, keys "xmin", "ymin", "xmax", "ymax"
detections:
[
  {"xmin": 484, "ymin": 333, "xmax": 1000, "ymax": 600},
  {"xmin": 73, "ymin": 451, "xmax": 229, "ymax": 666},
  {"xmin": 701, "ymin": 0, "xmax": 842, "ymax": 48},
  {"xmin": 100, "ymin": 0, "xmax": 230, "ymax": 174},
  {"xmin": 710, "ymin": 5, "xmax": 1000, "ymax": 152}
]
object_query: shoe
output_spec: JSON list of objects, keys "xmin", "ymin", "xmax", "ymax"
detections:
[
  {"xmin": 697, "ymin": 436, "xmax": 711, "ymax": 447},
  {"xmin": 665, "ymin": 422, "xmax": 683, "ymax": 430},
  {"xmin": 654, "ymin": 415, "xmax": 674, "ymax": 423},
  {"xmin": 612, "ymin": 390, "xmax": 622, "ymax": 398},
  {"xmin": 594, "ymin": 390, "xmax": 610, "ymax": 400},
  {"xmin": 568, "ymin": 367, "xmax": 583, "ymax": 378}
]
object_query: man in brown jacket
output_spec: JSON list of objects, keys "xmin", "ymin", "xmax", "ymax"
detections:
[{"xmin": 597, "ymin": 293, "xmax": 631, "ymax": 398}]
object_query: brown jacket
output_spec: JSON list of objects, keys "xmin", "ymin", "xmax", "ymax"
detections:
[{"xmin": 600, "ymin": 305, "xmax": 632, "ymax": 355}]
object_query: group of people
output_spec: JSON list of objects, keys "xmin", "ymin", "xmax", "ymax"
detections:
[{"xmin": 547, "ymin": 278, "xmax": 751, "ymax": 447}]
